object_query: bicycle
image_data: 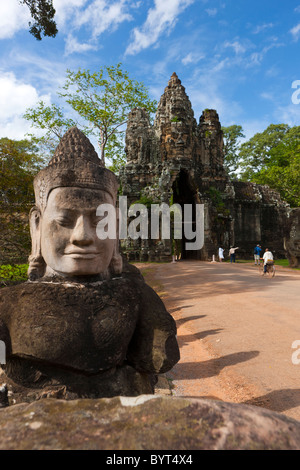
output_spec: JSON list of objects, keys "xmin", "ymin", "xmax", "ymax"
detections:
[{"xmin": 258, "ymin": 261, "xmax": 275, "ymax": 278}]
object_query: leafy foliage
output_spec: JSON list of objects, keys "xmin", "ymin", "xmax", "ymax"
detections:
[
  {"xmin": 221, "ymin": 125, "xmax": 245, "ymax": 176},
  {"xmin": 20, "ymin": 0, "xmax": 58, "ymax": 40},
  {"xmin": 238, "ymin": 124, "xmax": 290, "ymax": 180},
  {"xmin": 238, "ymin": 124, "xmax": 300, "ymax": 207},
  {"xmin": 0, "ymin": 138, "xmax": 45, "ymax": 263},
  {"xmin": 23, "ymin": 102, "xmax": 80, "ymax": 155},
  {"xmin": 0, "ymin": 264, "xmax": 28, "ymax": 287},
  {"xmin": 24, "ymin": 63, "xmax": 157, "ymax": 169}
]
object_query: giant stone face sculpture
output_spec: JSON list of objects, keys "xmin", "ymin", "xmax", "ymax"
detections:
[{"xmin": 0, "ymin": 127, "xmax": 179, "ymax": 404}]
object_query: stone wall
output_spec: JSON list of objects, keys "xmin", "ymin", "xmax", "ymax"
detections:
[{"xmin": 284, "ymin": 208, "xmax": 300, "ymax": 267}]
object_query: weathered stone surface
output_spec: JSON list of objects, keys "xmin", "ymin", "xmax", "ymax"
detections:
[
  {"xmin": 0, "ymin": 127, "xmax": 180, "ymax": 402},
  {"xmin": 0, "ymin": 395, "xmax": 300, "ymax": 450},
  {"xmin": 284, "ymin": 208, "xmax": 300, "ymax": 268},
  {"xmin": 0, "ymin": 271, "xmax": 179, "ymax": 403},
  {"xmin": 120, "ymin": 73, "xmax": 291, "ymax": 262}
]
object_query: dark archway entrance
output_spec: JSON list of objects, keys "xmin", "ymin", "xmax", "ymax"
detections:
[{"xmin": 172, "ymin": 169, "xmax": 199, "ymax": 260}]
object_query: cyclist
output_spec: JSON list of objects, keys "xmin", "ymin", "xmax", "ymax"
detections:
[{"xmin": 262, "ymin": 248, "xmax": 274, "ymax": 274}]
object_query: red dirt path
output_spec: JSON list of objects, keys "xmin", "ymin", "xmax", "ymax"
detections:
[{"xmin": 135, "ymin": 260, "xmax": 300, "ymax": 422}]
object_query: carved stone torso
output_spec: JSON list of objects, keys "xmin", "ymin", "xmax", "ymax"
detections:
[
  {"xmin": 0, "ymin": 272, "xmax": 179, "ymax": 402},
  {"xmin": 1, "ymin": 278, "xmax": 139, "ymax": 374}
]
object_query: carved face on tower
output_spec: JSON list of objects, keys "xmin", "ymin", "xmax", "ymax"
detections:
[{"xmin": 28, "ymin": 127, "xmax": 122, "ymax": 280}]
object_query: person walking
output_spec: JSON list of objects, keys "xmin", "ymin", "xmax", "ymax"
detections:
[
  {"xmin": 262, "ymin": 248, "xmax": 274, "ymax": 274},
  {"xmin": 254, "ymin": 244, "xmax": 262, "ymax": 265},
  {"xmin": 218, "ymin": 247, "xmax": 224, "ymax": 262},
  {"xmin": 229, "ymin": 246, "xmax": 239, "ymax": 263}
]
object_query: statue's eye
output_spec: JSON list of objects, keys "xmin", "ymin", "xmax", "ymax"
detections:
[{"xmin": 56, "ymin": 217, "xmax": 74, "ymax": 227}]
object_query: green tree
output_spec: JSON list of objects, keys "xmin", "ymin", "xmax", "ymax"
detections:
[
  {"xmin": 239, "ymin": 124, "xmax": 290, "ymax": 180},
  {"xmin": 24, "ymin": 63, "xmax": 157, "ymax": 170},
  {"xmin": 0, "ymin": 138, "xmax": 45, "ymax": 264},
  {"xmin": 23, "ymin": 101, "xmax": 79, "ymax": 155},
  {"xmin": 221, "ymin": 125, "xmax": 245, "ymax": 176},
  {"xmin": 20, "ymin": 0, "xmax": 58, "ymax": 40},
  {"xmin": 238, "ymin": 124, "xmax": 300, "ymax": 207}
]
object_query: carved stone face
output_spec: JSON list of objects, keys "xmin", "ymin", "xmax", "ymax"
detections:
[{"xmin": 40, "ymin": 187, "xmax": 115, "ymax": 277}]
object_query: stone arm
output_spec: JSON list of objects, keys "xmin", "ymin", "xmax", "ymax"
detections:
[{"xmin": 126, "ymin": 280, "xmax": 180, "ymax": 374}]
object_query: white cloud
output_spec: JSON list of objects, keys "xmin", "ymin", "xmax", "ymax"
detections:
[
  {"xmin": 276, "ymin": 103, "xmax": 300, "ymax": 127},
  {"xmin": 182, "ymin": 52, "xmax": 205, "ymax": 65},
  {"xmin": 241, "ymin": 119, "xmax": 270, "ymax": 141},
  {"xmin": 252, "ymin": 23, "xmax": 274, "ymax": 34},
  {"xmin": 260, "ymin": 92, "xmax": 275, "ymax": 102},
  {"xmin": 0, "ymin": 1, "xmax": 30, "ymax": 39},
  {"xmin": 64, "ymin": 34, "xmax": 98, "ymax": 55},
  {"xmin": 54, "ymin": 0, "xmax": 134, "ymax": 54},
  {"xmin": 224, "ymin": 40, "xmax": 246, "ymax": 55},
  {"xmin": 205, "ymin": 8, "xmax": 217, "ymax": 17},
  {"xmin": 125, "ymin": 0, "xmax": 195, "ymax": 55},
  {"xmin": 53, "ymin": 0, "xmax": 89, "ymax": 28},
  {"xmin": 2, "ymin": 50, "xmax": 68, "ymax": 94},
  {"xmin": 290, "ymin": 23, "xmax": 300, "ymax": 41},
  {"xmin": 73, "ymin": 0, "xmax": 132, "ymax": 39},
  {"xmin": 184, "ymin": 65, "xmax": 243, "ymax": 125},
  {"xmin": 295, "ymin": 5, "xmax": 300, "ymax": 13},
  {"xmin": 265, "ymin": 66, "xmax": 279, "ymax": 78},
  {"xmin": 246, "ymin": 41, "xmax": 283, "ymax": 67},
  {"xmin": 0, "ymin": 72, "xmax": 50, "ymax": 139}
]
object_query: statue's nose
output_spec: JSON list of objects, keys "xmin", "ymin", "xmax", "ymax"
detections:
[{"xmin": 70, "ymin": 216, "xmax": 94, "ymax": 246}]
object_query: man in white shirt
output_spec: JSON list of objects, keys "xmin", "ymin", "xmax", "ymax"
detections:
[
  {"xmin": 229, "ymin": 246, "xmax": 239, "ymax": 263},
  {"xmin": 263, "ymin": 248, "xmax": 274, "ymax": 274}
]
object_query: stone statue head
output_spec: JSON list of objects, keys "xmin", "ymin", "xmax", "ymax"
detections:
[{"xmin": 28, "ymin": 127, "xmax": 122, "ymax": 280}]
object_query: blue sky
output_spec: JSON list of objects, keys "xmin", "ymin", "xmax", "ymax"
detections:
[{"xmin": 1, "ymin": 0, "xmax": 300, "ymax": 147}]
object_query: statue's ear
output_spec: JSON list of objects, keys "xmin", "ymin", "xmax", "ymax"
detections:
[{"xmin": 28, "ymin": 207, "xmax": 45, "ymax": 280}]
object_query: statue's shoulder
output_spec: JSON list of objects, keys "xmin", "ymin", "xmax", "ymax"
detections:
[
  {"xmin": 0, "ymin": 282, "xmax": 30, "ymax": 307},
  {"xmin": 120, "ymin": 258, "xmax": 145, "ymax": 282},
  {"xmin": 120, "ymin": 266, "xmax": 177, "ymax": 330},
  {"xmin": 0, "ymin": 283, "xmax": 32, "ymax": 339}
]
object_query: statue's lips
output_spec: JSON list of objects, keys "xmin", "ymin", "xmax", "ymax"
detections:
[{"xmin": 64, "ymin": 251, "xmax": 100, "ymax": 259}]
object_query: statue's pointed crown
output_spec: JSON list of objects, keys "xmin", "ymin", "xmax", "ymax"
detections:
[
  {"xmin": 49, "ymin": 126, "xmax": 101, "ymax": 167},
  {"xmin": 34, "ymin": 127, "xmax": 118, "ymax": 210}
]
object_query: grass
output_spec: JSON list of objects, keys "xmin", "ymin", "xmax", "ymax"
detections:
[
  {"xmin": 272, "ymin": 259, "xmax": 290, "ymax": 267},
  {"xmin": 224, "ymin": 258, "xmax": 300, "ymax": 269},
  {"xmin": 0, "ymin": 263, "xmax": 29, "ymax": 287}
]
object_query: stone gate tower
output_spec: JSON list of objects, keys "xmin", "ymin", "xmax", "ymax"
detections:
[{"xmin": 119, "ymin": 73, "xmax": 289, "ymax": 262}]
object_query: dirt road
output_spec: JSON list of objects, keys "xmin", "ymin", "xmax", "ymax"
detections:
[{"xmin": 137, "ymin": 261, "xmax": 300, "ymax": 421}]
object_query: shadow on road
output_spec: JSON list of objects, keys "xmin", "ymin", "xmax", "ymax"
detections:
[
  {"xmin": 242, "ymin": 389, "xmax": 300, "ymax": 413},
  {"xmin": 178, "ymin": 328, "xmax": 223, "ymax": 346},
  {"xmin": 169, "ymin": 305, "xmax": 195, "ymax": 313},
  {"xmin": 157, "ymin": 261, "xmax": 300, "ymax": 301},
  {"xmin": 176, "ymin": 315, "xmax": 206, "ymax": 327},
  {"xmin": 171, "ymin": 350, "xmax": 260, "ymax": 380}
]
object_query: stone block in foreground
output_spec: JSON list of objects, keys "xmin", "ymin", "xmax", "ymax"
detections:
[{"xmin": 0, "ymin": 395, "xmax": 300, "ymax": 450}]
